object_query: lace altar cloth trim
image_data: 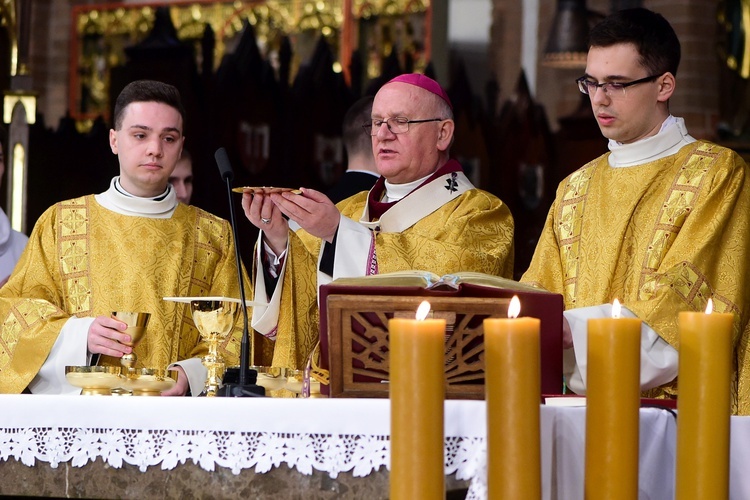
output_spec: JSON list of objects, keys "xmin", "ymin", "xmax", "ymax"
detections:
[{"xmin": 0, "ymin": 427, "xmax": 485, "ymax": 484}]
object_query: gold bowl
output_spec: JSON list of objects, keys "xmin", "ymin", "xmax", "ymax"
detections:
[
  {"xmin": 250, "ymin": 365, "xmax": 288, "ymax": 391},
  {"xmin": 65, "ymin": 365, "xmax": 122, "ymax": 395},
  {"xmin": 120, "ymin": 367, "xmax": 176, "ymax": 396}
]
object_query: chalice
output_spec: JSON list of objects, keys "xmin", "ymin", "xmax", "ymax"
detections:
[
  {"xmin": 189, "ymin": 298, "xmax": 241, "ymax": 396},
  {"xmin": 112, "ymin": 311, "xmax": 151, "ymax": 370}
]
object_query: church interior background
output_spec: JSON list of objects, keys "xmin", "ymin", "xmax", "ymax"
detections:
[{"xmin": 0, "ymin": 0, "xmax": 739, "ymax": 278}]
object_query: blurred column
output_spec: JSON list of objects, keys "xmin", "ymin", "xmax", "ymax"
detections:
[{"xmin": 3, "ymin": 0, "xmax": 36, "ymax": 234}]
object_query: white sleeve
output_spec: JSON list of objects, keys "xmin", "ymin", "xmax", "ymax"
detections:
[
  {"xmin": 250, "ymin": 231, "xmax": 288, "ymax": 340},
  {"xmin": 27, "ymin": 316, "xmax": 95, "ymax": 395},
  {"xmin": 262, "ymin": 240, "xmax": 287, "ymax": 278},
  {"xmin": 169, "ymin": 358, "xmax": 207, "ymax": 397},
  {"xmin": 320, "ymin": 214, "xmax": 373, "ymax": 286},
  {"xmin": 563, "ymin": 304, "xmax": 678, "ymax": 394}
]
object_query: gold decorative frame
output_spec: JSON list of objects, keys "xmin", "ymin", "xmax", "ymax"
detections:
[{"xmin": 68, "ymin": 0, "xmax": 430, "ymax": 125}]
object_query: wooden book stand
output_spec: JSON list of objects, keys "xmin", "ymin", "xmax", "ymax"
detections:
[{"xmin": 319, "ymin": 282, "xmax": 564, "ymax": 399}]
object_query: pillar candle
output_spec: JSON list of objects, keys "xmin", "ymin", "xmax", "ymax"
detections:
[
  {"xmin": 585, "ymin": 299, "xmax": 641, "ymax": 500},
  {"xmin": 484, "ymin": 296, "xmax": 541, "ymax": 499},
  {"xmin": 676, "ymin": 299, "xmax": 733, "ymax": 499},
  {"xmin": 389, "ymin": 301, "xmax": 446, "ymax": 500}
]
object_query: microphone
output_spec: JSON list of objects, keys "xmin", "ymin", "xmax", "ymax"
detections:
[
  {"xmin": 216, "ymin": 147, "xmax": 234, "ymax": 181},
  {"xmin": 213, "ymin": 147, "xmax": 263, "ymax": 397}
]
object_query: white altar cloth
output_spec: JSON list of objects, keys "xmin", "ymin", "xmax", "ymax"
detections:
[{"xmin": 0, "ymin": 395, "xmax": 748, "ymax": 499}]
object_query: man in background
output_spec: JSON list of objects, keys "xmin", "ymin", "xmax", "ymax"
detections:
[
  {"xmin": 169, "ymin": 148, "xmax": 194, "ymax": 204},
  {"xmin": 326, "ymin": 96, "xmax": 379, "ymax": 204}
]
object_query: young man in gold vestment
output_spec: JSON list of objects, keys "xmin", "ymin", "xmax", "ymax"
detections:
[
  {"xmin": 243, "ymin": 74, "xmax": 515, "ymax": 372},
  {"xmin": 522, "ymin": 8, "xmax": 750, "ymax": 414},
  {"xmin": 0, "ymin": 80, "xmax": 249, "ymax": 396}
]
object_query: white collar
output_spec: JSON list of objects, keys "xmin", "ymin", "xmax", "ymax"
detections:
[
  {"xmin": 94, "ymin": 177, "xmax": 178, "ymax": 219},
  {"xmin": 383, "ymin": 173, "xmax": 432, "ymax": 202},
  {"xmin": 607, "ymin": 116, "xmax": 696, "ymax": 168}
]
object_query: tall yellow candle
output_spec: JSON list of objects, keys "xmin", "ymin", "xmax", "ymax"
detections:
[
  {"xmin": 484, "ymin": 296, "xmax": 541, "ymax": 500},
  {"xmin": 676, "ymin": 299, "xmax": 733, "ymax": 500},
  {"xmin": 585, "ymin": 299, "xmax": 641, "ymax": 500},
  {"xmin": 389, "ymin": 301, "xmax": 446, "ymax": 500}
]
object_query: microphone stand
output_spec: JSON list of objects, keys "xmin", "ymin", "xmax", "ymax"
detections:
[{"xmin": 214, "ymin": 147, "xmax": 264, "ymax": 397}]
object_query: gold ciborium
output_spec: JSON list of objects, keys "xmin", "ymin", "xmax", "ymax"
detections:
[
  {"xmin": 189, "ymin": 298, "xmax": 240, "ymax": 396},
  {"xmin": 112, "ymin": 311, "xmax": 151, "ymax": 369}
]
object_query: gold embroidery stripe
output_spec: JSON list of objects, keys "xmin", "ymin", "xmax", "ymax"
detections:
[
  {"xmin": 639, "ymin": 144, "xmax": 715, "ymax": 305},
  {"xmin": 0, "ymin": 300, "xmax": 61, "ymax": 372},
  {"xmin": 641, "ymin": 263, "xmax": 739, "ymax": 317},
  {"xmin": 557, "ymin": 165, "xmax": 595, "ymax": 306},
  {"xmin": 59, "ymin": 197, "xmax": 92, "ymax": 315}
]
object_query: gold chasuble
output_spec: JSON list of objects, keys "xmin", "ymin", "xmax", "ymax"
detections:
[
  {"xmin": 523, "ymin": 141, "xmax": 750, "ymax": 414},
  {"xmin": 0, "ymin": 196, "xmax": 247, "ymax": 393},
  {"xmin": 262, "ymin": 184, "xmax": 514, "ymax": 372}
]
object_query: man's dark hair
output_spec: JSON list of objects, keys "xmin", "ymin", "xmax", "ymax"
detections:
[
  {"xmin": 588, "ymin": 8, "xmax": 681, "ymax": 77},
  {"xmin": 342, "ymin": 96, "xmax": 374, "ymax": 158},
  {"xmin": 113, "ymin": 80, "xmax": 186, "ymax": 130}
]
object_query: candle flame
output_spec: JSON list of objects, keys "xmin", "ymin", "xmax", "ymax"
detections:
[
  {"xmin": 416, "ymin": 301, "xmax": 431, "ymax": 320},
  {"xmin": 705, "ymin": 298, "xmax": 713, "ymax": 315},
  {"xmin": 612, "ymin": 298, "xmax": 622, "ymax": 319},
  {"xmin": 508, "ymin": 296, "xmax": 521, "ymax": 319}
]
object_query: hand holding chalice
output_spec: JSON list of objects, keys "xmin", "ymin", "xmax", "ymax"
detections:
[{"xmin": 111, "ymin": 311, "xmax": 151, "ymax": 369}]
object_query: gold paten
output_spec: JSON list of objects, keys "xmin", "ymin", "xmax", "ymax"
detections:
[{"xmin": 65, "ymin": 365, "xmax": 175, "ymax": 396}]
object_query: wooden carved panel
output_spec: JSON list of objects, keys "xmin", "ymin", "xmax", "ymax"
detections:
[{"xmin": 326, "ymin": 294, "xmax": 510, "ymax": 399}]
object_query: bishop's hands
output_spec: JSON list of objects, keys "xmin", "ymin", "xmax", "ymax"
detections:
[
  {"xmin": 242, "ymin": 190, "xmax": 289, "ymax": 255},
  {"xmin": 242, "ymin": 188, "xmax": 341, "ymax": 254}
]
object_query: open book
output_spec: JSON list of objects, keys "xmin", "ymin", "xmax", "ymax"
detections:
[{"xmin": 330, "ymin": 270, "xmax": 547, "ymax": 293}]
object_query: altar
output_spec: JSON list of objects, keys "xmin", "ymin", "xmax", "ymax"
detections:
[{"xmin": 1, "ymin": 395, "xmax": 749, "ymax": 499}]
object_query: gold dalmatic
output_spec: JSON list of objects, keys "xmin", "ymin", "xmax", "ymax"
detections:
[
  {"xmin": 523, "ymin": 141, "xmax": 750, "ymax": 414},
  {"xmin": 0, "ymin": 197, "xmax": 248, "ymax": 393}
]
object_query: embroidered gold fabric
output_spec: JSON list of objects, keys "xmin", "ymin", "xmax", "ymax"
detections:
[
  {"xmin": 523, "ymin": 142, "xmax": 750, "ymax": 414},
  {"xmin": 262, "ymin": 188, "xmax": 515, "ymax": 376},
  {"xmin": 0, "ymin": 197, "xmax": 250, "ymax": 393}
]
